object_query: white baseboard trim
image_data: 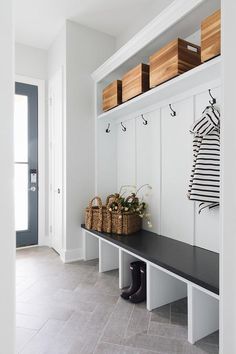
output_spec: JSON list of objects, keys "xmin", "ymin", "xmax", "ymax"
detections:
[
  {"xmin": 38, "ymin": 234, "xmax": 50, "ymax": 247},
  {"xmin": 60, "ymin": 248, "xmax": 83, "ymax": 263}
]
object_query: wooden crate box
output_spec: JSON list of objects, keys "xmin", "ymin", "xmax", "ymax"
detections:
[
  {"xmin": 149, "ymin": 38, "xmax": 201, "ymax": 88},
  {"xmin": 201, "ymin": 9, "xmax": 221, "ymax": 63},
  {"xmin": 122, "ymin": 63, "xmax": 149, "ymax": 102},
  {"xmin": 102, "ymin": 80, "xmax": 122, "ymax": 112}
]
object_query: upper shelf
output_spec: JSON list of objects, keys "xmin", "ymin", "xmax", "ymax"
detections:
[
  {"xmin": 92, "ymin": 0, "xmax": 220, "ymax": 83},
  {"xmin": 97, "ymin": 56, "xmax": 221, "ymax": 121}
]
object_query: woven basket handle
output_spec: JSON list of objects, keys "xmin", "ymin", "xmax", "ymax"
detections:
[
  {"xmin": 105, "ymin": 194, "xmax": 117, "ymax": 233},
  {"xmin": 116, "ymin": 202, "xmax": 123, "ymax": 235},
  {"xmin": 106, "ymin": 194, "xmax": 117, "ymax": 206},
  {"xmin": 88, "ymin": 196, "xmax": 103, "ymax": 232}
]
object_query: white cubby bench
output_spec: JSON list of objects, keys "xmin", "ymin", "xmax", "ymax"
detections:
[{"xmin": 81, "ymin": 225, "xmax": 219, "ymax": 345}]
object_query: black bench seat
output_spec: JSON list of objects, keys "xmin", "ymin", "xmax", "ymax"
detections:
[{"xmin": 81, "ymin": 225, "xmax": 219, "ymax": 295}]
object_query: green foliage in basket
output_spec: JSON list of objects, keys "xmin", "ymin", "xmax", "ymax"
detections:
[{"xmin": 108, "ymin": 184, "xmax": 152, "ymax": 228}]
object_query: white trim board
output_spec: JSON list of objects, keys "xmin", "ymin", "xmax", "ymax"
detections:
[
  {"xmin": 15, "ymin": 75, "xmax": 48, "ymax": 246},
  {"xmin": 109, "ymin": 79, "xmax": 221, "ymax": 127},
  {"xmin": 60, "ymin": 248, "xmax": 83, "ymax": 263},
  {"xmin": 97, "ymin": 57, "xmax": 221, "ymax": 121}
]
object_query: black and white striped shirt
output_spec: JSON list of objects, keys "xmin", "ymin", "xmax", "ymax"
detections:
[{"xmin": 188, "ymin": 105, "xmax": 220, "ymax": 213}]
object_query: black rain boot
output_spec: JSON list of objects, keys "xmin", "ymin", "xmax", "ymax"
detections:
[
  {"xmin": 120, "ymin": 261, "xmax": 143, "ymax": 300},
  {"xmin": 129, "ymin": 263, "xmax": 146, "ymax": 303}
]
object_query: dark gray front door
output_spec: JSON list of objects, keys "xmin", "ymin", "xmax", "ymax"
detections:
[{"xmin": 15, "ymin": 82, "xmax": 38, "ymax": 247}]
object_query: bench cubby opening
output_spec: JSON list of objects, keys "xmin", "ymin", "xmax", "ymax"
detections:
[
  {"xmin": 119, "ymin": 249, "xmax": 145, "ymax": 290},
  {"xmin": 82, "ymin": 226, "xmax": 219, "ymax": 345},
  {"xmin": 147, "ymin": 263, "xmax": 187, "ymax": 312},
  {"xmin": 83, "ymin": 230, "xmax": 99, "ymax": 261},
  {"xmin": 99, "ymin": 238, "xmax": 119, "ymax": 273}
]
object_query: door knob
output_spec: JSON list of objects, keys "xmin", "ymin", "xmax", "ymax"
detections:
[{"xmin": 30, "ymin": 186, "xmax": 36, "ymax": 192}]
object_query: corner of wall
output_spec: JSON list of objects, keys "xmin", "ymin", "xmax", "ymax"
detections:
[{"xmin": 60, "ymin": 247, "xmax": 83, "ymax": 263}]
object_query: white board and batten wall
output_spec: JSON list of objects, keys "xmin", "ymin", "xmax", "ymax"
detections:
[
  {"xmin": 93, "ymin": 0, "xmax": 221, "ymax": 254},
  {"xmin": 96, "ymin": 84, "xmax": 221, "ymax": 253}
]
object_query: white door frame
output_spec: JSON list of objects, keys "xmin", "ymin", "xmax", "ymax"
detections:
[
  {"xmin": 48, "ymin": 67, "xmax": 65, "ymax": 257},
  {"xmin": 15, "ymin": 75, "xmax": 47, "ymax": 246}
]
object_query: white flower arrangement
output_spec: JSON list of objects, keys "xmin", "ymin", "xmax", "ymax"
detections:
[{"xmin": 109, "ymin": 184, "xmax": 153, "ymax": 228}]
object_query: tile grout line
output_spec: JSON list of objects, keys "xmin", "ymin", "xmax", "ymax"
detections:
[
  {"xmin": 19, "ymin": 318, "xmax": 51, "ymax": 354},
  {"xmin": 91, "ymin": 296, "xmax": 121, "ymax": 354},
  {"xmin": 98, "ymin": 340, "xmax": 161, "ymax": 354},
  {"xmin": 147, "ymin": 307, "xmax": 152, "ymax": 335},
  {"xmin": 123, "ymin": 302, "xmax": 135, "ymax": 339}
]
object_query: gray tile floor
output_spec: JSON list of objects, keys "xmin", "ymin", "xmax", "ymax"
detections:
[{"xmin": 16, "ymin": 247, "xmax": 219, "ymax": 354}]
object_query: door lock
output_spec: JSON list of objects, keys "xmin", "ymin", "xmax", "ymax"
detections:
[
  {"xmin": 30, "ymin": 169, "xmax": 37, "ymax": 184},
  {"xmin": 57, "ymin": 188, "xmax": 61, "ymax": 194},
  {"xmin": 30, "ymin": 186, "xmax": 36, "ymax": 192}
]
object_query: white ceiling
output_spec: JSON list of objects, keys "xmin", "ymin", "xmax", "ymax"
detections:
[{"xmin": 14, "ymin": 0, "xmax": 174, "ymax": 49}]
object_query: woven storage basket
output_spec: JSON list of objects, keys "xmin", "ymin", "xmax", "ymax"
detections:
[
  {"xmin": 107, "ymin": 195, "xmax": 142, "ymax": 235},
  {"xmin": 85, "ymin": 195, "xmax": 116, "ymax": 233},
  {"xmin": 110, "ymin": 212, "xmax": 142, "ymax": 235}
]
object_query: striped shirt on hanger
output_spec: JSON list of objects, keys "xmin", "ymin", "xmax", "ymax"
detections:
[{"xmin": 188, "ymin": 105, "xmax": 220, "ymax": 213}]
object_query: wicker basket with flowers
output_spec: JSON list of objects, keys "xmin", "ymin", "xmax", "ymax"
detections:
[{"xmin": 107, "ymin": 184, "xmax": 152, "ymax": 235}]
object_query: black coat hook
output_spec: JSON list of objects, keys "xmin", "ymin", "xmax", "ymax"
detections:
[
  {"xmin": 105, "ymin": 123, "xmax": 111, "ymax": 133},
  {"xmin": 208, "ymin": 89, "xmax": 216, "ymax": 106},
  {"xmin": 169, "ymin": 104, "xmax": 176, "ymax": 117},
  {"xmin": 141, "ymin": 114, "xmax": 148, "ymax": 125},
  {"xmin": 121, "ymin": 122, "xmax": 126, "ymax": 132}
]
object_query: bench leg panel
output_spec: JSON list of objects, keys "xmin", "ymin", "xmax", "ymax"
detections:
[
  {"xmin": 83, "ymin": 230, "xmax": 99, "ymax": 261},
  {"xmin": 188, "ymin": 284, "xmax": 219, "ymax": 344},
  {"xmin": 147, "ymin": 263, "xmax": 187, "ymax": 311},
  {"xmin": 99, "ymin": 239, "xmax": 119, "ymax": 273}
]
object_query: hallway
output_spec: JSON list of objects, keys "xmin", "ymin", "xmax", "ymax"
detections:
[{"xmin": 16, "ymin": 247, "xmax": 219, "ymax": 354}]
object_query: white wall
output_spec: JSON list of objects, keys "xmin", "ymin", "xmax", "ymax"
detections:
[
  {"xmin": 48, "ymin": 21, "xmax": 115, "ymax": 259},
  {"xmin": 221, "ymin": 1, "xmax": 236, "ymax": 353},
  {"xmin": 48, "ymin": 27, "xmax": 66, "ymax": 79},
  {"xmin": 48, "ymin": 26, "xmax": 67, "ymax": 244},
  {"xmin": 116, "ymin": 0, "xmax": 174, "ymax": 49},
  {"xmin": 65, "ymin": 21, "xmax": 115, "ymax": 254},
  {"xmin": 0, "ymin": 0, "xmax": 15, "ymax": 352},
  {"xmin": 15, "ymin": 43, "xmax": 47, "ymax": 79}
]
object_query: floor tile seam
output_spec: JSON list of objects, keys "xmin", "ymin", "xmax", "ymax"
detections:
[
  {"xmin": 90, "ymin": 302, "xmax": 100, "ymax": 315},
  {"xmin": 122, "ymin": 329, "xmax": 219, "ymax": 349},
  {"xmin": 144, "ymin": 329, "xmax": 188, "ymax": 340},
  {"xmin": 146, "ymin": 308, "xmax": 152, "ymax": 334},
  {"xmin": 96, "ymin": 340, "xmax": 162, "ymax": 354},
  {"xmin": 120, "ymin": 330, "xmax": 189, "ymax": 344},
  {"xmin": 123, "ymin": 303, "xmax": 135, "ymax": 339},
  {"xmin": 18, "ymin": 323, "xmax": 43, "ymax": 353},
  {"xmin": 16, "ymin": 320, "xmax": 46, "ymax": 332},
  {"xmin": 16, "ymin": 315, "xmax": 48, "ymax": 332},
  {"xmin": 17, "ymin": 306, "xmax": 75, "ymax": 324},
  {"xmin": 148, "ymin": 321, "xmax": 188, "ymax": 330},
  {"xmin": 16, "ymin": 312, "xmax": 47, "ymax": 320},
  {"xmin": 194, "ymin": 342, "xmax": 219, "ymax": 348},
  {"xmin": 49, "ymin": 311, "xmax": 77, "ymax": 346},
  {"xmin": 91, "ymin": 297, "xmax": 124, "ymax": 354},
  {"xmin": 16, "ymin": 280, "xmax": 39, "ymax": 297}
]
